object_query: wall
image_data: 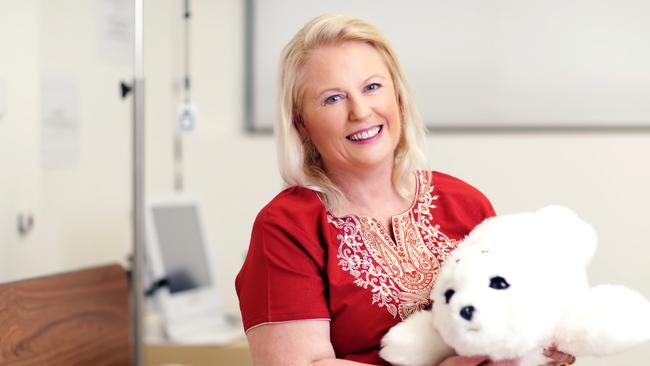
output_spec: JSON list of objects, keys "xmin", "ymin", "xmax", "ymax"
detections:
[
  {"xmin": 38, "ymin": 0, "xmax": 134, "ymax": 274},
  {"xmin": 0, "ymin": 0, "xmax": 133, "ymax": 281},
  {"xmin": 0, "ymin": 0, "xmax": 46, "ymax": 279}
]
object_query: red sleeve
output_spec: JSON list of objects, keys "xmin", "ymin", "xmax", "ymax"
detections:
[
  {"xmin": 431, "ymin": 171, "xmax": 496, "ymax": 235},
  {"xmin": 235, "ymin": 188, "xmax": 330, "ymax": 332}
]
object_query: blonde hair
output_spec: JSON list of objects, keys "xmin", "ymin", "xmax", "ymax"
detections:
[{"xmin": 275, "ymin": 14, "xmax": 429, "ymax": 210}]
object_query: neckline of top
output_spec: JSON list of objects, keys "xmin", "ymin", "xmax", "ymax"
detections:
[{"xmin": 321, "ymin": 170, "xmax": 425, "ymax": 221}]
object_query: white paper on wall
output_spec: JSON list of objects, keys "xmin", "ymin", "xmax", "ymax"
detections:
[
  {"xmin": 96, "ymin": 0, "xmax": 132, "ymax": 65},
  {"xmin": 41, "ymin": 76, "xmax": 80, "ymax": 169}
]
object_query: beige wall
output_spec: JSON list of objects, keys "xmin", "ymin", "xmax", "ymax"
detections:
[
  {"xmin": 0, "ymin": 0, "xmax": 46, "ymax": 279},
  {"xmin": 1, "ymin": 0, "xmax": 648, "ymax": 364},
  {"xmin": 0, "ymin": 0, "xmax": 133, "ymax": 280}
]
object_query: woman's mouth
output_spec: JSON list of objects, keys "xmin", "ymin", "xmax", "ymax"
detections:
[{"xmin": 346, "ymin": 125, "xmax": 383, "ymax": 143}]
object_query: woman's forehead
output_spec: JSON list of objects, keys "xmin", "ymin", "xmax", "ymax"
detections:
[{"xmin": 300, "ymin": 41, "xmax": 392, "ymax": 92}]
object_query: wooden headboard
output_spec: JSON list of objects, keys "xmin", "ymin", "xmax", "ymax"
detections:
[{"xmin": 0, "ymin": 264, "xmax": 132, "ymax": 365}]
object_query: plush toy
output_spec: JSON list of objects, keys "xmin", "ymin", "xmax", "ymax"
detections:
[{"xmin": 380, "ymin": 206, "xmax": 650, "ymax": 366}]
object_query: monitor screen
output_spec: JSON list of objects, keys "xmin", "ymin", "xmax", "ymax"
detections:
[{"xmin": 151, "ymin": 205, "xmax": 212, "ymax": 293}]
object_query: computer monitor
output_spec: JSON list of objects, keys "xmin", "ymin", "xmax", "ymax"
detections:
[
  {"xmin": 145, "ymin": 196, "xmax": 238, "ymax": 343},
  {"xmin": 150, "ymin": 203, "xmax": 212, "ymax": 294}
]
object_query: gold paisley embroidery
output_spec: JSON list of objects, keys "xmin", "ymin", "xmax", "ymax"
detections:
[
  {"xmin": 413, "ymin": 173, "xmax": 459, "ymax": 262},
  {"xmin": 329, "ymin": 171, "xmax": 460, "ymax": 320}
]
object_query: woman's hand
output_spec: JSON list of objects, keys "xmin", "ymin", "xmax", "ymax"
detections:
[
  {"xmin": 437, "ymin": 355, "xmax": 519, "ymax": 366},
  {"xmin": 436, "ymin": 346, "xmax": 575, "ymax": 366},
  {"xmin": 437, "ymin": 356, "xmax": 489, "ymax": 366},
  {"xmin": 543, "ymin": 346, "xmax": 576, "ymax": 366}
]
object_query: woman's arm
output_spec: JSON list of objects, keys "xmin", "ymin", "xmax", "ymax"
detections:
[
  {"xmin": 246, "ymin": 320, "xmax": 376, "ymax": 366},
  {"xmin": 246, "ymin": 319, "xmax": 547, "ymax": 366}
]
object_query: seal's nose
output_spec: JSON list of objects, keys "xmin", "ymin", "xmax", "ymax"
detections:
[{"xmin": 460, "ymin": 305, "xmax": 475, "ymax": 321}]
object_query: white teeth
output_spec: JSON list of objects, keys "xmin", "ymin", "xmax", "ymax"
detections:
[{"xmin": 349, "ymin": 126, "xmax": 381, "ymax": 141}]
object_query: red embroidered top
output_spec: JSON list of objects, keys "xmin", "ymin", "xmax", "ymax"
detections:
[{"xmin": 235, "ymin": 171, "xmax": 495, "ymax": 365}]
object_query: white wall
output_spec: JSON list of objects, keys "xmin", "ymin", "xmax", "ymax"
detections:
[
  {"xmin": 0, "ymin": 0, "xmax": 133, "ymax": 281},
  {"xmin": 37, "ymin": 0, "xmax": 134, "ymax": 274},
  {"xmin": 0, "ymin": 0, "xmax": 47, "ymax": 279}
]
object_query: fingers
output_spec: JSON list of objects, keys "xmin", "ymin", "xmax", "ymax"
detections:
[
  {"xmin": 543, "ymin": 347, "xmax": 576, "ymax": 366},
  {"xmin": 542, "ymin": 360, "xmax": 575, "ymax": 366},
  {"xmin": 461, "ymin": 355, "xmax": 490, "ymax": 366},
  {"xmin": 438, "ymin": 355, "xmax": 520, "ymax": 366},
  {"xmin": 438, "ymin": 355, "xmax": 490, "ymax": 366},
  {"xmin": 483, "ymin": 359, "xmax": 520, "ymax": 366}
]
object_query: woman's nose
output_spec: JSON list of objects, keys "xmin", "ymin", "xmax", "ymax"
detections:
[{"xmin": 348, "ymin": 95, "xmax": 372, "ymax": 122}]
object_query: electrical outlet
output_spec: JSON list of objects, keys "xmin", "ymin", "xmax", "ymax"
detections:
[{"xmin": 177, "ymin": 102, "xmax": 197, "ymax": 132}]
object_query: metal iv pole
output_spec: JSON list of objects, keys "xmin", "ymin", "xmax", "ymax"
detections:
[{"xmin": 132, "ymin": 0, "xmax": 145, "ymax": 364}]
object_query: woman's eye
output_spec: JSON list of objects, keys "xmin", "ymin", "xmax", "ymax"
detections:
[
  {"xmin": 323, "ymin": 94, "xmax": 343, "ymax": 105},
  {"xmin": 365, "ymin": 82, "xmax": 382, "ymax": 92},
  {"xmin": 489, "ymin": 276, "xmax": 510, "ymax": 290}
]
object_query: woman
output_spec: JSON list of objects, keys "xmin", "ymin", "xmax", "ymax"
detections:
[{"xmin": 236, "ymin": 15, "xmax": 573, "ymax": 366}]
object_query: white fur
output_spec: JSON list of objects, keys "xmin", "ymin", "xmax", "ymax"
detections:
[
  {"xmin": 380, "ymin": 206, "xmax": 650, "ymax": 366},
  {"xmin": 379, "ymin": 310, "xmax": 454, "ymax": 366}
]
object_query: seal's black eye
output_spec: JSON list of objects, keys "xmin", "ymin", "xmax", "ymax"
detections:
[
  {"xmin": 489, "ymin": 276, "xmax": 510, "ymax": 290},
  {"xmin": 444, "ymin": 289, "xmax": 455, "ymax": 304}
]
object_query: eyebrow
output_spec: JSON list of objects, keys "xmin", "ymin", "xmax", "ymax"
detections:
[{"xmin": 313, "ymin": 74, "xmax": 387, "ymax": 100}]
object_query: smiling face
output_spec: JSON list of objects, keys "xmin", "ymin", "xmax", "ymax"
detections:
[{"xmin": 298, "ymin": 41, "xmax": 402, "ymax": 176}]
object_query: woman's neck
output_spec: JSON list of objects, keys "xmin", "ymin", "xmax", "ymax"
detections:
[{"xmin": 327, "ymin": 163, "xmax": 411, "ymax": 218}]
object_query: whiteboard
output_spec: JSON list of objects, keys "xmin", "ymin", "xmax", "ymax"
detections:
[{"xmin": 246, "ymin": 0, "xmax": 650, "ymax": 131}]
